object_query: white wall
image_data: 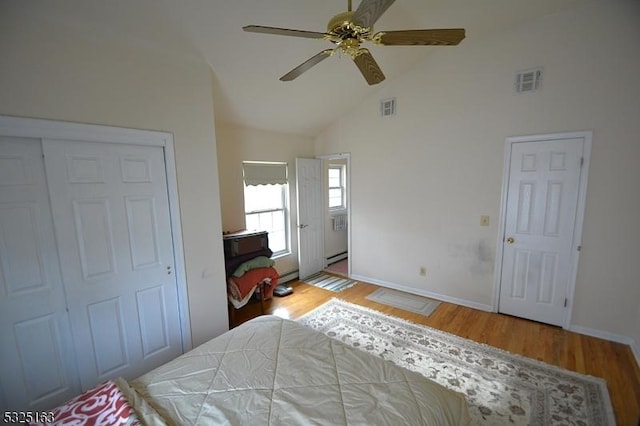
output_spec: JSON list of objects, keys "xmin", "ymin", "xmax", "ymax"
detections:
[
  {"xmin": 315, "ymin": 1, "xmax": 640, "ymax": 350},
  {"xmin": 0, "ymin": 4, "xmax": 228, "ymax": 347},
  {"xmin": 215, "ymin": 122, "xmax": 315, "ymax": 276}
]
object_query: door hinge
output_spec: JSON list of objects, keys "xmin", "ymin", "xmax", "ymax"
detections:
[
  {"xmin": 564, "ymin": 298, "xmax": 568, "ymax": 307},
  {"xmin": 580, "ymin": 157, "xmax": 584, "ymax": 167},
  {"xmin": 577, "ymin": 245, "xmax": 582, "ymax": 251}
]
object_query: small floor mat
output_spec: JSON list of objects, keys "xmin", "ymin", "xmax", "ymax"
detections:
[
  {"xmin": 302, "ymin": 273, "xmax": 358, "ymax": 292},
  {"xmin": 365, "ymin": 288, "xmax": 440, "ymax": 316}
]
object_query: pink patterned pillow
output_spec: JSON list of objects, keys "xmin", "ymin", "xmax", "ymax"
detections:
[{"xmin": 30, "ymin": 380, "xmax": 141, "ymax": 425}]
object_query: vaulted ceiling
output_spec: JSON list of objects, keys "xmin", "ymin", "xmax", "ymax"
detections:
[{"xmin": 23, "ymin": 0, "xmax": 586, "ymax": 136}]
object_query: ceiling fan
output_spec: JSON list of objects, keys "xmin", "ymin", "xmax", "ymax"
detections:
[{"xmin": 243, "ymin": 0, "xmax": 465, "ymax": 85}]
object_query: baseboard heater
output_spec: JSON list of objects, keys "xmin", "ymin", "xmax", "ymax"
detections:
[
  {"xmin": 332, "ymin": 214, "xmax": 347, "ymax": 231},
  {"xmin": 327, "ymin": 251, "xmax": 348, "ymax": 265}
]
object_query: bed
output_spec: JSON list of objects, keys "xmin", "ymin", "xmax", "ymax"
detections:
[{"xmin": 36, "ymin": 315, "xmax": 470, "ymax": 425}]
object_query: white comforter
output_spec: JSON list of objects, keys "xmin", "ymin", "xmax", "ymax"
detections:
[{"xmin": 131, "ymin": 315, "xmax": 470, "ymax": 425}]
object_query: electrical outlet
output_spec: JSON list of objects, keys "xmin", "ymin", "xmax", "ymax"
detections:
[
  {"xmin": 480, "ymin": 215, "xmax": 490, "ymax": 226},
  {"xmin": 419, "ymin": 267, "xmax": 426, "ymax": 276}
]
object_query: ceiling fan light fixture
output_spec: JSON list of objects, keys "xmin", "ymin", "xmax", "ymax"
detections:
[
  {"xmin": 327, "ymin": 11, "xmax": 372, "ymax": 42},
  {"xmin": 327, "ymin": 11, "xmax": 354, "ymax": 33},
  {"xmin": 243, "ymin": 0, "xmax": 465, "ymax": 85},
  {"xmin": 339, "ymin": 38, "xmax": 363, "ymax": 58}
]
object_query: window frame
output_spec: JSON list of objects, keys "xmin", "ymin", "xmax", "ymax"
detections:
[
  {"xmin": 242, "ymin": 162, "xmax": 291, "ymax": 258},
  {"xmin": 328, "ymin": 164, "xmax": 346, "ymax": 213}
]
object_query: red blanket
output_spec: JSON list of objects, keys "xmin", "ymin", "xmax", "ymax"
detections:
[
  {"xmin": 28, "ymin": 380, "xmax": 141, "ymax": 425},
  {"xmin": 228, "ymin": 266, "xmax": 278, "ymax": 300}
]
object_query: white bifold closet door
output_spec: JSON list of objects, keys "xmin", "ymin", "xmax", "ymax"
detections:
[
  {"xmin": 0, "ymin": 137, "xmax": 80, "ymax": 411},
  {"xmin": 42, "ymin": 139, "xmax": 183, "ymax": 391},
  {"xmin": 0, "ymin": 135, "xmax": 183, "ymax": 411}
]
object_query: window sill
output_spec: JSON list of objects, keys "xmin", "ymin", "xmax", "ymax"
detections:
[
  {"xmin": 272, "ymin": 251, "xmax": 292, "ymax": 260},
  {"xmin": 329, "ymin": 209, "xmax": 347, "ymax": 217}
]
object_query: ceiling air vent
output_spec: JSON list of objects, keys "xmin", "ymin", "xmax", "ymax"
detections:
[
  {"xmin": 515, "ymin": 68, "xmax": 542, "ymax": 93},
  {"xmin": 380, "ymin": 97, "xmax": 396, "ymax": 117}
]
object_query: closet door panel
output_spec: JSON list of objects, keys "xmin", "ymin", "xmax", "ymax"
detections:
[
  {"xmin": 0, "ymin": 137, "xmax": 79, "ymax": 411},
  {"xmin": 43, "ymin": 139, "xmax": 183, "ymax": 390}
]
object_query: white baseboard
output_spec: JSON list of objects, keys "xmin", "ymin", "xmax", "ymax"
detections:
[
  {"xmin": 632, "ymin": 341, "xmax": 640, "ymax": 368},
  {"xmin": 568, "ymin": 325, "xmax": 632, "ymax": 345},
  {"xmin": 350, "ymin": 274, "xmax": 494, "ymax": 312},
  {"xmin": 278, "ymin": 270, "xmax": 298, "ymax": 283},
  {"xmin": 327, "ymin": 252, "xmax": 348, "ymax": 264},
  {"xmin": 569, "ymin": 325, "xmax": 640, "ymax": 367}
]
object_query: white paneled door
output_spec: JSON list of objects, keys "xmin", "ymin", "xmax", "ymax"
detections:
[
  {"xmin": 0, "ymin": 137, "xmax": 80, "ymax": 411},
  {"xmin": 296, "ymin": 158, "xmax": 325, "ymax": 279},
  {"xmin": 498, "ymin": 136, "xmax": 586, "ymax": 326},
  {"xmin": 42, "ymin": 139, "xmax": 183, "ymax": 391}
]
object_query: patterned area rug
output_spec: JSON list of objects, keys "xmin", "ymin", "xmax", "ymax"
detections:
[
  {"xmin": 298, "ymin": 299, "xmax": 615, "ymax": 426},
  {"xmin": 302, "ymin": 272, "xmax": 358, "ymax": 292}
]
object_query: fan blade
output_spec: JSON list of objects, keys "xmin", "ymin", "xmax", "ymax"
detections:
[
  {"xmin": 243, "ymin": 25, "xmax": 327, "ymax": 40},
  {"xmin": 353, "ymin": 49, "xmax": 385, "ymax": 85},
  {"xmin": 352, "ymin": 0, "xmax": 395, "ymax": 28},
  {"xmin": 280, "ymin": 50, "xmax": 334, "ymax": 81},
  {"xmin": 376, "ymin": 29, "xmax": 465, "ymax": 46}
]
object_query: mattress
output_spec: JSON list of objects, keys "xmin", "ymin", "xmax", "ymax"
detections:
[{"xmin": 130, "ymin": 315, "xmax": 470, "ymax": 425}]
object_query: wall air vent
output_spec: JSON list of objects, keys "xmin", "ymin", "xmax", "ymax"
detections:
[
  {"xmin": 515, "ymin": 68, "xmax": 543, "ymax": 93},
  {"xmin": 380, "ymin": 97, "xmax": 396, "ymax": 117}
]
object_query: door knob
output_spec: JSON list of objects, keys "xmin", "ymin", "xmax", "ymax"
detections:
[
  {"xmin": 506, "ymin": 237, "xmax": 515, "ymax": 244},
  {"xmin": 298, "ymin": 224, "xmax": 308, "ymax": 229}
]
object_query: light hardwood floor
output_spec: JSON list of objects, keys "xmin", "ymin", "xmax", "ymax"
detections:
[{"xmin": 230, "ymin": 279, "xmax": 640, "ymax": 426}]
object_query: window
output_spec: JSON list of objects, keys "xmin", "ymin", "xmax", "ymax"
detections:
[
  {"xmin": 243, "ymin": 162, "xmax": 289, "ymax": 256},
  {"xmin": 328, "ymin": 164, "xmax": 346, "ymax": 211}
]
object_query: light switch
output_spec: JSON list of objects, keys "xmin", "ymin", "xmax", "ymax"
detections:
[{"xmin": 480, "ymin": 215, "xmax": 490, "ymax": 226}]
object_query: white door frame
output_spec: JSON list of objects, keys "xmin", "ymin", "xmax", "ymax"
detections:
[
  {"xmin": 0, "ymin": 115, "xmax": 192, "ymax": 351},
  {"xmin": 316, "ymin": 152, "xmax": 351, "ymax": 276},
  {"xmin": 492, "ymin": 131, "xmax": 592, "ymax": 329}
]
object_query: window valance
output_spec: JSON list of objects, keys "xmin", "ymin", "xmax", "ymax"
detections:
[{"xmin": 243, "ymin": 162, "xmax": 288, "ymax": 186}]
